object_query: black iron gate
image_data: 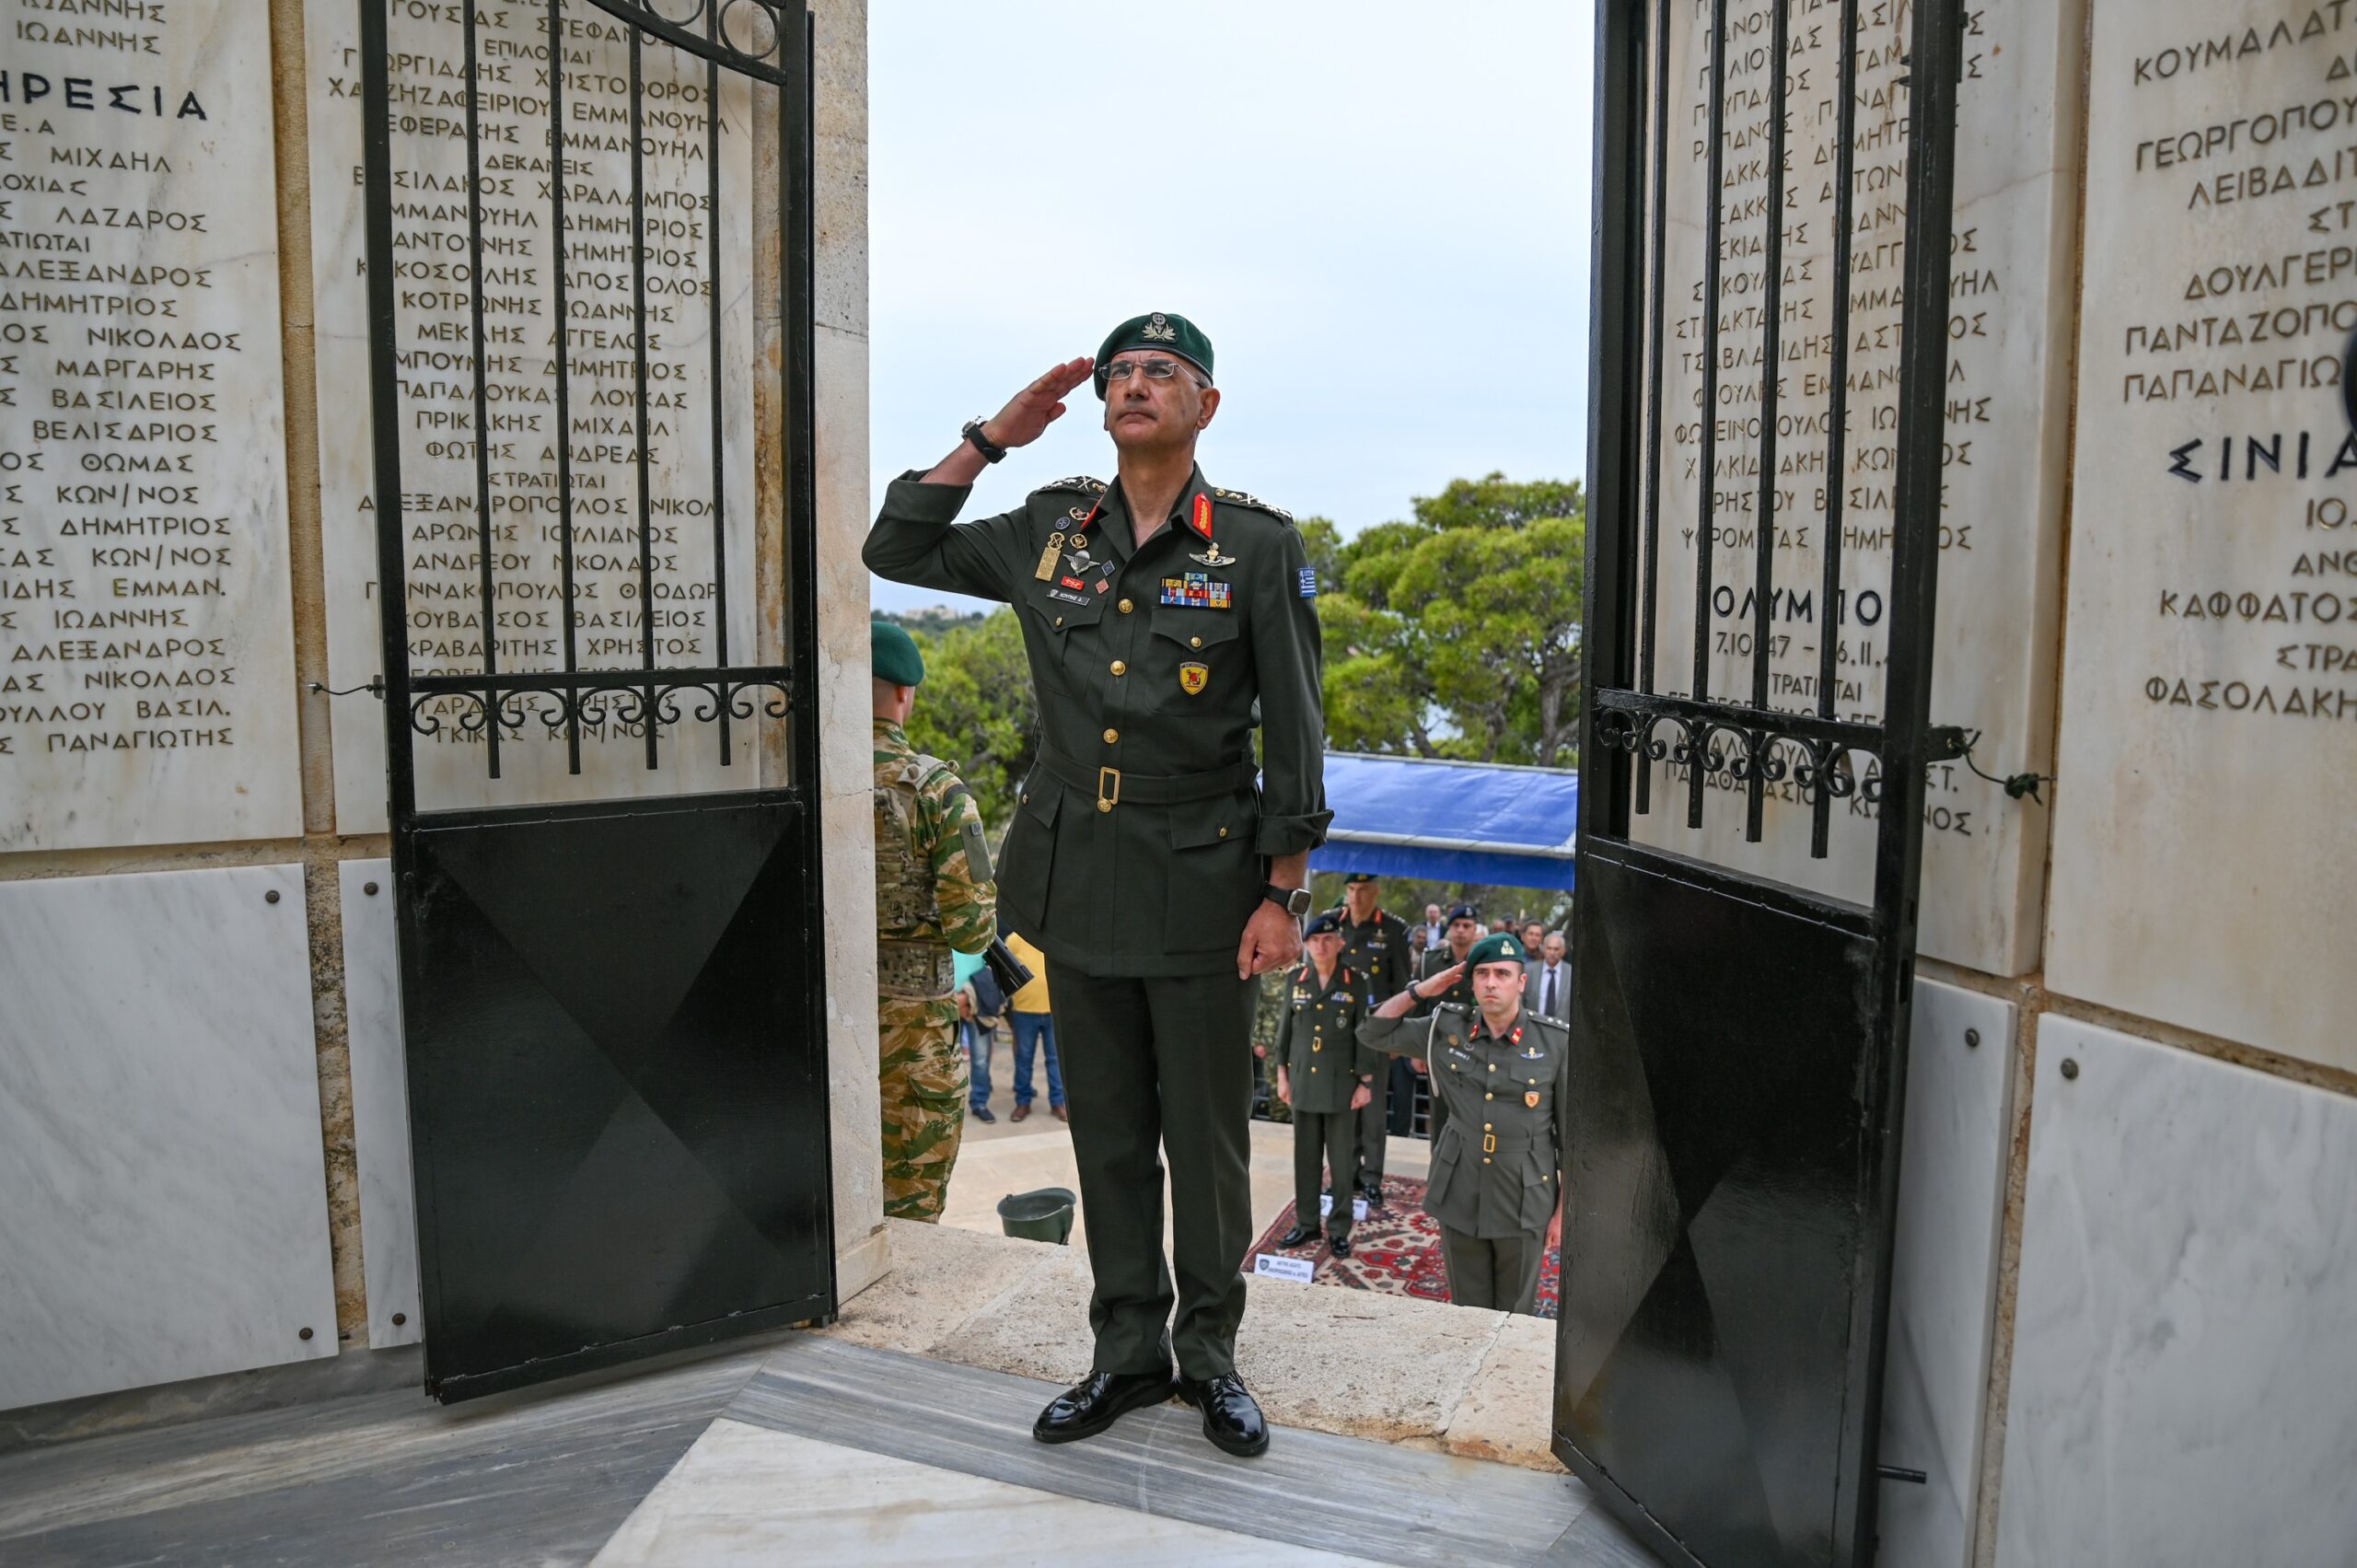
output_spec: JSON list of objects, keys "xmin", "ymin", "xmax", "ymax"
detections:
[
  {"xmin": 1561, "ymin": 0, "xmax": 1967, "ymax": 1561},
  {"xmin": 359, "ymin": 0, "xmax": 830, "ymax": 1401}
]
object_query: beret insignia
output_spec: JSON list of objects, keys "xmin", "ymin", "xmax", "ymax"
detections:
[
  {"xmin": 1034, "ymin": 475, "xmax": 1108, "ymax": 496},
  {"xmin": 1210, "ymin": 487, "xmax": 1294, "ymax": 525}
]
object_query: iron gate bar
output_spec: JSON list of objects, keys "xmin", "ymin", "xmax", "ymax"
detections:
[
  {"xmin": 1746, "ymin": 0, "xmax": 1792, "ymax": 843},
  {"xmin": 548, "ymin": 0, "xmax": 583, "ymax": 774},
  {"xmin": 705, "ymin": 15, "xmax": 732, "ymax": 766},
  {"xmin": 582, "ymin": 0, "xmax": 795, "ymax": 87},
  {"xmin": 1634, "ymin": 0, "xmax": 1670, "ymax": 819},
  {"xmin": 460, "ymin": 0, "xmax": 504, "ymax": 779},
  {"xmin": 1814, "ymin": 0, "xmax": 1863, "ymax": 860},
  {"xmin": 629, "ymin": 27, "xmax": 656, "ymax": 772},
  {"xmin": 1689, "ymin": 0, "xmax": 1729, "ymax": 839}
]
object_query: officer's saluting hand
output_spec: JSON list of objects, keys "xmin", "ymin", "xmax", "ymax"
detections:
[{"xmin": 865, "ymin": 314, "xmax": 1330, "ymax": 1461}]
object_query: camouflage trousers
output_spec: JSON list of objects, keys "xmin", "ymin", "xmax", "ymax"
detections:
[{"xmin": 878, "ymin": 994, "xmax": 967, "ymax": 1223}]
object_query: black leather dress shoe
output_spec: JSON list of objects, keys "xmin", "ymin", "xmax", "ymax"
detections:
[
  {"xmin": 1276, "ymin": 1224, "xmax": 1319, "ymax": 1249},
  {"xmin": 1032, "ymin": 1367, "xmax": 1177, "ymax": 1445},
  {"xmin": 1329, "ymin": 1235, "xmax": 1353, "ymax": 1258},
  {"xmin": 1177, "ymin": 1372, "xmax": 1270, "ymax": 1458}
]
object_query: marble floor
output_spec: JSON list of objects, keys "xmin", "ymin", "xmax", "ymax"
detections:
[{"xmin": 0, "ymin": 1332, "xmax": 1657, "ymax": 1567}]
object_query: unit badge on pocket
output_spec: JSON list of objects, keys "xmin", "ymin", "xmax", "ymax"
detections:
[
  {"xmin": 1525, "ymin": 1089, "xmax": 1541, "ymax": 1108},
  {"xmin": 1178, "ymin": 661, "xmax": 1209, "ymax": 695}
]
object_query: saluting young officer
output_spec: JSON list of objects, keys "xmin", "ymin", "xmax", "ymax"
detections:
[
  {"xmin": 864, "ymin": 317, "xmax": 1329, "ymax": 1460},
  {"xmin": 1273, "ymin": 912, "xmax": 1376, "ymax": 1256},
  {"xmin": 1359, "ymin": 933, "xmax": 1567, "ymax": 1315},
  {"xmin": 1332, "ymin": 874, "xmax": 1411, "ymax": 1208}
]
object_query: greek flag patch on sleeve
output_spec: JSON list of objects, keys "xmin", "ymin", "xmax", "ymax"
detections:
[{"xmin": 1298, "ymin": 566, "xmax": 1318, "ymax": 598}]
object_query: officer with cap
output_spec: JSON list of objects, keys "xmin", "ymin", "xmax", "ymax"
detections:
[
  {"xmin": 864, "ymin": 315, "xmax": 1328, "ymax": 1459},
  {"xmin": 1359, "ymin": 933, "xmax": 1567, "ymax": 1315},
  {"xmin": 1332, "ymin": 873, "xmax": 1412, "ymax": 1206},
  {"xmin": 1273, "ymin": 912, "xmax": 1376, "ymax": 1256},
  {"xmin": 1411, "ymin": 904, "xmax": 1484, "ymax": 1146},
  {"xmin": 871, "ymin": 621, "xmax": 997, "ymax": 1223}
]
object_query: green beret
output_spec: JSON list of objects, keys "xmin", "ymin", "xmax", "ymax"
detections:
[
  {"xmin": 1466, "ymin": 933, "xmax": 1526, "ymax": 971},
  {"xmin": 1094, "ymin": 312, "xmax": 1213, "ymax": 400},
  {"xmin": 871, "ymin": 621, "xmax": 925, "ymax": 688}
]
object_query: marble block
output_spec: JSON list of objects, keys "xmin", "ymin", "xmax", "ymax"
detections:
[
  {"xmin": 1995, "ymin": 1018, "xmax": 2357, "ymax": 1567},
  {"xmin": 303, "ymin": 0, "xmax": 767, "ymax": 829},
  {"xmin": 1629, "ymin": 0, "xmax": 2084, "ymax": 976},
  {"xmin": 2046, "ymin": 0, "xmax": 2357, "ymax": 1071},
  {"xmin": 0, "ymin": 866, "xmax": 338, "ymax": 1411},
  {"xmin": 0, "ymin": 0, "xmax": 304, "ymax": 850},
  {"xmin": 1880, "ymin": 980, "xmax": 2017, "ymax": 1568},
  {"xmin": 339, "ymin": 858, "xmax": 417, "ymax": 1350}
]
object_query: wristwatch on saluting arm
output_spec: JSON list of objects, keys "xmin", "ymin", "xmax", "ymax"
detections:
[{"xmin": 1262, "ymin": 882, "xmax": 1312, "ymax": 917}]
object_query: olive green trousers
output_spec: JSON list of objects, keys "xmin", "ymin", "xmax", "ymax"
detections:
[
  {"xmin": 1440, "ymin": 1225, "xmax": 1548, "ymax": 1316},
  {"xmin": 1046, "ymin": 960, "xmax": 1256, "ymax": 1380}
]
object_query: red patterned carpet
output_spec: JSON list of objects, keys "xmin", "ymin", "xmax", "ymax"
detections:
[{"xmin": 1245, "ymin": 1173, "xmax": 1561, "ymax": 1318}]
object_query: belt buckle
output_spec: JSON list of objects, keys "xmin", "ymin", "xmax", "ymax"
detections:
[
  {"xmin": 1097, "ymin": 766, "xmax": 1120, "ymax": 813},
  {"xmin": 1482, "ymin": 1132, "xmax": 1497, "ymax": 1155}
]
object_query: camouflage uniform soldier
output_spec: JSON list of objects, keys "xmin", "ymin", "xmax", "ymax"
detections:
[
  {"xmin": 873, "ymin": 621, "xmax": 996, "ymax": 1222},
  {"xmin": 1251, "ymin": 964, "xmax": 1293, "ymax": 1124}
]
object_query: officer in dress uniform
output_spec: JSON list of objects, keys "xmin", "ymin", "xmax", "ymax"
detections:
[
  {"xmin": 1273, "ymin": 912, "xmax": 1376, "ymax": 1256},
  {"xmin": 1359, "ymin": 933, "xmax": 1567, "ymax": 1315},
  {"xmin": 1332, "ymin": 874, "xmax": 1411, "ymax": 1208},
  {"xmin": 871, "ymin": 621, "xmax": 998, "ymax": 1223},
  {"xmin": 864, "ymin": 316, "xmax": 1329, "ymax": 1460}
]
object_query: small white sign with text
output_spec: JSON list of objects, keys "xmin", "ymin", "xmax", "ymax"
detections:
[{"xmin": 1251, "ymin": 1254, "xmax": 1317, "ymax": 1283}]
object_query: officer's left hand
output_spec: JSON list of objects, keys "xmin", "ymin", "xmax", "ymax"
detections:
[
  {"xmin": 1350, "ymin": 1084, "xmax": 1373, "ymax": 1110},
  {"xmin": 1237, "ymin": 901, "xmax": 1304, "ymax": 979}
]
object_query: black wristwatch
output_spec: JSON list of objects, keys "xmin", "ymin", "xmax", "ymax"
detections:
[
  {"xmin": 1263, "ymin": 883, "xmax": 1312, "ymax": 917},
  {"xmin": 961, "ymin": 417, "xmax": 1006, "ymax": 463}
]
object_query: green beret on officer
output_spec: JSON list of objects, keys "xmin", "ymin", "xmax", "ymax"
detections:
[
  {"xmin": 872, "ymin": 620, "xmax": 926, "ymax": 688},
  {"xmin": 1465, "ymin": 933, "xmax": 1526, "ymax": 970},
  {"xmin": 1092, "ymin": 311, "xmax": 1214, "ymax": 399}
]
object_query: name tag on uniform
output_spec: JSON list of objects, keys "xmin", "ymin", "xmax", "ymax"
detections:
[{"xmin": 1161, "ymin": 572, "xmax": 1231, "ymax": 610}]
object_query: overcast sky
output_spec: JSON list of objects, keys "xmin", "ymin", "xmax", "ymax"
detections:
[{"xmin": 866, "ymin": 2, "xmax": 1592, "ymax": 614}]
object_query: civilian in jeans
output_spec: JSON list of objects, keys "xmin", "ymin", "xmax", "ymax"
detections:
[
  {"xmin": 1002, "ymin": 929, "xmax": 1066, "ymax": 1122},
  {"xmin": 958, "ymin": 948, "xmax": 1007, "ymax": 1124}
]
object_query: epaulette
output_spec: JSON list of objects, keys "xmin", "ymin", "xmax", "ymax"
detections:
[
  {"xmin": 1210, "ymin": 486, "xmax": 1293, "ymax": 525},
  {"xmin": 1034, "ymin": 475, "xmax": 1108, "ymax": 496}
]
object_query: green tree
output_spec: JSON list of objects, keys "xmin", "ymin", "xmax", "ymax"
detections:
[
  {"xmin": 900, "ymin": 608, "xmax": 1037, "ymax": 836},
  {"xmin": 1318, "ymin": 474, "xmax": 1585, "ymax": 767}
]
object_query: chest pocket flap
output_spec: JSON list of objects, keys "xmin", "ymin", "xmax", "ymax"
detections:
[{"xmin": 1151, "ymin": 603, "xmax": 1242, "ymax": 653}]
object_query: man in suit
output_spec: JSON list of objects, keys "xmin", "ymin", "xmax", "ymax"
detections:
[
  {"xmin": 1526, "ymin": 929, "xmax": 1572, "ymax": 1023},
  {"xmin": 1419, "ymin": 903, "xmax": 1446, "ymax": 950}
]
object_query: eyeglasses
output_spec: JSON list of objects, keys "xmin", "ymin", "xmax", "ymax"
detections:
[{"xmin": 1104, "ymin": 357, "xmax": 1199, "ymax": 384}]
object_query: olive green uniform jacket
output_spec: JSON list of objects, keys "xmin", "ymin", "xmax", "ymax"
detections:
[
  {"xmin": 1358, "ymin": 1004, "xmax": 1568, "ymax": 1240},
  {"xmin": 1336, "ymin": 908, "xmax": 1413, "ymax": 1011},
  {"xmin": 1279, "ymin": 963, "xmax": 1376, "ymax": 1115},
  {"xmin": 863, "ymin": 469, "xmax": 1330, "ymax": 977}
]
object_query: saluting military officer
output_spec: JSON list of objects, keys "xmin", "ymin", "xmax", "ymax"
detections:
[
  {"xmin": 1273, "ymin": 912, "xmax": 1376, "ymax": 1255},
  {"xmin": 1332, "ymin": 873, "xmax": 1412, "ymax": 1207},
  {"xmin": 871, "ymin": 621, "xmax": 998, "ymax": 1223},
  {"xmin": 863, "ymin": 314, "xmax": 1329, "ymax": 1460},
  {"xmin": 1359, "ymin": 933, "xmax": 1567, "ymax": 1315}
]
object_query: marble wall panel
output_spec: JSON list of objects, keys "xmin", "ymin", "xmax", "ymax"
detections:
[
  {"xmin": 1630, "ymin": 0, "xmax": 2083, "ymax": 975},
  {"xmin": 1880, "ymin": 980, "xmax": 2016, "ymax": 1568},
  {"xmin": 0, "ymin": 1, "xmax": 303, "ymax": 850},
  {"xmin": 303, "ymin": 0, "xmax": 769, "ymax": 830},
  {"xmin": 0, "ymin": 865, "xmax": 338, "ymax": 1411},
  {"xmin": 2046, "ymin": 0, "xmax": 2357, "ymax": 1071},
  {"xmin": 339, "ymin": 858, "xmax": 419, "ymax": 1350},
  {"xmin": 1995, "ymin": 1017, "xmax": 2357, "ymax": 1565}
]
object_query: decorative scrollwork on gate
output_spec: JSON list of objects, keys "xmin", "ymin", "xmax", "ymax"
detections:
[{"xmin": 584, "ymin": 0, "xmax": 795, "ymax": 83}]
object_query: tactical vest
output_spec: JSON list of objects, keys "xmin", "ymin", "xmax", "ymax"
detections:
[{"xmin": 875, "ymin": 753, "xmax": 957, "ymax": 999}]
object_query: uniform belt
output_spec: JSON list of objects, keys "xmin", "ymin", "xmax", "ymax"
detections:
[
  {"xmin": 1036, "ymin": 745, "xmax": 1258, "ymax": 810},
  {"xmin": 1442, "ymin": 1124, "xmax": 1550, "ymax": 1157}
]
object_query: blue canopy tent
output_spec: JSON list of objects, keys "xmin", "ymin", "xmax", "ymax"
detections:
[{"xmin": 1305, "ymin": 752, "xmax": 1580, "ymax": 892}]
